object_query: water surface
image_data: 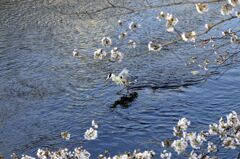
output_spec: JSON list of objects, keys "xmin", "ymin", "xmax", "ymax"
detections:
[{"xmin": 0, "ymin": 0, "xmax": 240, "ymax": 158}]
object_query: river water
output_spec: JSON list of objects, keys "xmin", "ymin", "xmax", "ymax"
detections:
[{"xmin": 0, "ymin": 0, "xmax": 240, "ymax": 158}]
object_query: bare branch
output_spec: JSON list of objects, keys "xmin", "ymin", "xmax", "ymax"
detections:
[{"xmin": 198, "ymin": 16, "xmax": 238, "ymax": 36}]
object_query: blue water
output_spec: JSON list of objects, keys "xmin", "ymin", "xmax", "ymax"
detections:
[{"xmin": 0, "ymin": 0, "xmax": 240, "ymax": 158}]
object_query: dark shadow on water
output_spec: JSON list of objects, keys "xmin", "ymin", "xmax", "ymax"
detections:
[
  {"xmin": 110, "ymin": 78, "xmax": 205, "ymax": 109},
  {"xmin": 111, "ymin": 92, "xmax": 138, "ymax": 109},
  {"xmin": 128, "ymin": 81, "xmax": 203, "ymax": 91}
]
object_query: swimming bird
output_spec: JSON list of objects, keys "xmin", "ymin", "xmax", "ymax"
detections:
[{"xmin": 107, "ymin": 68, "xmax": 129, "ymax": 86}]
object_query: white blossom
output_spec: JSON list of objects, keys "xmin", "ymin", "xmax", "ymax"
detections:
[
  {"xmin": 226, "ymin": 111, "xmax": 239, "ymax": 127},
  {"xmin": 177, "ymin": 117, "xmax": 191, "ymax": 130},
  {"xmin": 181, "ymin": 31, "xmax": 196, "ymax": 42},
  {"xmin": 228, "ymin": 0, "xmax": 239, "ymax": 6},
  {"xmin": 157, "ymin": 11, "xmax": 165, "ymax": 20},
  {"xmin": 171, "ymin": 138, "xmax": 188, "ymax": 154},
  {"xmin": 37, "ymin": 147, "xmax": 92, "ymax": 159},
  {"xmin": 209, "ymin": 123, "xmax": 219, "ymax": 135},
  {"xmin": 61, "ymin": 131, "xmax": 71, "ymax": 140},
  {"xmin": 110, "ymin": 150, "xmax": 155, "ymax": 159},
  {"xmin": 128, "ymin": 40, "xmax": 137, "ymax": 48},
  {"xmin": 166, "ymin": 25, "xmax": 174, "ymax": 32},
  {"xmin": 165, "ymin": 13, "xmax": 178, "ymax": 32},
  {"xmin": 37, "ymin": 149, "xmax": 48, "ymax": 159},
  {"xmin": 195, "ymin": 3, "xmax": 209, "ymax": 14},
  {"xmin": 101, "ymin": 37, "xmax": 112, "ymax": 47},
  {"xmin": 220, "ymin": 4, "xmax": 234, "ymax": 15},
  {"xmin": 50, "ymin": 148, "xmax": 69, "ymax": 159},
  {"xmin": 205, "ymin": 23, "xmax": 212, "ymax": 30},
  {"xmin": 189, "ymin": 150, "xmax": 202, "ymax": 159},
  {"xmin": 218, "ymin": 117, "xmax": 228, "ymax": 131},
  {"xmin": 133, "ymin": 150, "xmax": 155, "ymax": 159},
  {"xmin": 21, "ymin": 155, "xmax": 35, "ymax": 159},
  {"xmin": 84, "ymin": 127, "xmax": 98, "ymax": 140},
  {"xmin": 94, "ymin": 48, "xmax": 107, "ymax": 60},
  {"xmin": 129, "ymin": 22, "xmax": 139, "ymax": 30},
  {"xmin": 74, "ymin": 147, "xmax": 91, "ymax": 159},
  {"xmin": 160, "ymin": 150, "xmax": 171, "ymax": 159},
  {"xmin": 199, "ymin": 131, "xmax": 208, "ymax": 141},
  {"xmin": 187, "ymin": 132, "xmax": 203, "ymax": 149},
  {"xmin": 99, "ymin": 154, "xmax": 111, "ymax": 159},
  {"xmin": 148, "ymin": 41, "xmax": 162, "ymax": 52},
  {"xmin": 230, "ymin": 34, "xmax": 239, "ymax": 44},
  {"xmin": 223, "ymin": 137, "xmax": 237, "ymax": 149},
  {"xmin": 118, "ymin": 19, "xmax": 123, "ymax": 26},
  {"xmin": 207, "ymin": 142, "xmax": 217, "ymax": 152},
  {"xmin": 11, "ymin": 153, "xmax": 19, "ymax": 159},
  {"xmin": 235, "ymin": 11, "xmax": 240, "ymax": 17},
  {"xmin": 110, "ymin": 47, "xmax": 123, "ymax": 62},
  {"xmin": 113, "ymin": 154, "xmax": 128, "ymax": 159},
  {"xmin": 118, "ymin": 32, "xmax": 127, "ymax": 40},
  {"xmin": 166, "ymin": 13, "xmax": 178, "ymax": 26},
  {"xmin": 173, "ymin": 127, "xmax": 180, "ymax": 136},
  {"xmin": 73, "ymin": 49, "xmax": 80, "ymax": 57}
]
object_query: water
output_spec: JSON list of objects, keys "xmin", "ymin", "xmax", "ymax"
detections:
[{"xmin": 0, "ymin": 0, "xmax": 240, "ymax": 158}]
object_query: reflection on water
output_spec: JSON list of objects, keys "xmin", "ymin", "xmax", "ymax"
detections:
[
  {"xmin": 0, "ymin": 0, "xmax": 240, "ymax": 158},
  {"xmin": 111, "ymin": 92, "xmax": 138, "ymax": 108}
]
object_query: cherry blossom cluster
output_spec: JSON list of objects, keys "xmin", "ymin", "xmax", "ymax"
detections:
[{"xmin": 160, "ymin": 111, "xmax": 240, "ymax": 159}]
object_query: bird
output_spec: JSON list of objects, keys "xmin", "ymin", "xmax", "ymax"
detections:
[{"xmin": 107, "ymin": 68, "xmax": 129, "ymax": 86}]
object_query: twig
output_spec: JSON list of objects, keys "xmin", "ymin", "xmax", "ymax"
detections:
[
  {"xmin": 198, "ymin": 16, "xmax": 238, "ymax": 36},
  {"xmin": 106, "ymin": 0, "xmax": 115, "ymax": 8}
]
